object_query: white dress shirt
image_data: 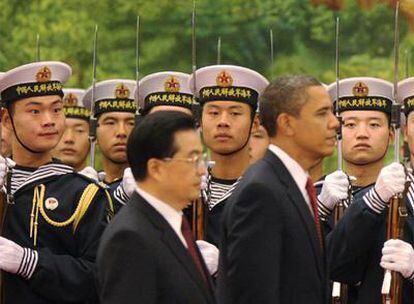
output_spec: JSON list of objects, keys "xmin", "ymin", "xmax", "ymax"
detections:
[
  {"xmin": 268, "ymin": 144, "xmax": 313, "ymax": 215},
  {"xmin": 135, "ymin": 186, "xmax": 187, "ymax": 248}
]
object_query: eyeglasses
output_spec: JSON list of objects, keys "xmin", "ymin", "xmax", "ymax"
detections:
[{"xmin": 163, "ymin": 154, "xmax": 208, "ymax": 169}]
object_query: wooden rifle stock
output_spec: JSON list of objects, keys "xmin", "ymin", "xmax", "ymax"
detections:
[
  {"xmin": 382, "ymin": 193, "xmax": 407, "ymax": 304},
  {"xmin": 332, "ymin": 200, "xmax": 348, "ymax": 304},
  {"xmin": 191, "ymin": 197, "xmax": 207, "ymax": 240}
]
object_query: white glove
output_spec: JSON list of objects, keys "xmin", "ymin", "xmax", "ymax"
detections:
[
  {"xmin": 196, "ymin": 240, "xmax": 219, "ymax": 276},
  {"xmin": 381, "ymin": 239, "xmax": 414, "ymax": 279},
  {"xmin": 122, "ymin": 167, "xmax": 136, "ymax": 198},
  {"xmin": 374, "ymin": 162, "xmax": 405, "ymax": 202},
  {"xmin": 318, "ymin": 170, "xmax": 350, "ymax": 211},
  {"xmin": 0, "ymin": 156, "xmax": 15, "ymax": 190},
  {"xmin": 78, "ymin": 166, "xmax": 99, "ymax": 182},
  {"xmin": 200, "ymin": 174, "xmax": 208, "ymax": 191},
  {"xmin": 0, "ymin": 237, "xmax": 24, "ymax": 274}
]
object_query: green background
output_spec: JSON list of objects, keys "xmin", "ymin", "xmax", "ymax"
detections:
[{"xmin": 0, "ymin": 0, "xmax": 412, "ymax": 172}]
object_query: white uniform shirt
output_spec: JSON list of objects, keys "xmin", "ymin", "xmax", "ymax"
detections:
[
  {"xmin": 268, "ymin": 144, "xmax": 313, "ymax": 215},
  {"xmin": 135, "ymin": 186, "xmax": 187, "ymax": 247}
]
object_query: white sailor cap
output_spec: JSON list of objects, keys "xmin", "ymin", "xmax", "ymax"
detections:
[
  {"xmin": 137, "ymin": 71, "xmax": 193, "ymax": 114},
  {"xmin": 0, "ymin": 61, "xmax": 71, "ymax": 104},
  {"xmin": 63, "ymin": 88, "xmax": 90, "ymax": 121},
  {"xmin": 189, "ymin": 65, "xmax": 269, "ymax": 112},
  {"xmin": 398, "ymin": 77, "xmax": 414, "ymax": 116},
  {"xmin": 327, "ymin": 77, "xmax": 393, "ymax": 114},
  {"xmin": 83, "ymin": 79, "xmax": 137, "ymax": 116}
]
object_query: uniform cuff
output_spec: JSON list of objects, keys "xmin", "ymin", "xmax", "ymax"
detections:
[
  {"xmin": 114, "ymin": 184, "xmax": 129, "ymax": 206},
  {"xmin": 17, "ymin": 248, "xmax": 38, "ymax": 279},
  {"xmin": 317, "ymin": 198, "xmax": 333, "ymax": 222},
  {"xmin": 363, "ymin": 188, "xmax": 388, "ymax": 214}
]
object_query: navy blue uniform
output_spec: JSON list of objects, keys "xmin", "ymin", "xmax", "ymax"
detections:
[{"xmin": 2, "ymin": 161, "xmax": 113, "ymax": 304}]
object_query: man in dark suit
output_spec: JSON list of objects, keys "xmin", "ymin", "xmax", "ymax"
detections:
[
  {"xmin": 97, "ymin": 111, "xmax": 216, "ymax": 304},
  {"xmin": 217, "ymin": 76, "xmax": 339, "ymax": 304}
]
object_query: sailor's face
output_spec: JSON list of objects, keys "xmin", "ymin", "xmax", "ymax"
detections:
[
  {"xmin": 52, "ymin": 118, "xmax": 90, "ymax": 170},
  {"xmin": 341, "ymin": 110, "xmax": 391, "ymax": 166},
  {"xmin": 96, "ymin": 112, "xmax": 135, "ymax": 164},
  {"xmin": 201, "ymin": 101, "xmax": 252, "ymax": 155},
  {"xmin": 5, "ymin": 95, "xmax": 65, "ymax": 152},
  {"xmin": 248, "ymin": 124, "xmax": 269, "ymax": 164}
]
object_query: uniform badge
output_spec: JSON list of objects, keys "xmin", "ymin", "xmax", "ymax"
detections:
[
  {"xmin": 45, "ymin": 197, "xmax": 59, "ymax": 211},
  {"xmin": 63, "ymin": 93, "xmax": 78, "ymax": 106},
  {"xmin": 352, "ymin": 82, "xmax": 369, "ymax": 97},
  {"xmin": 36, "ymin": 67, "xmax": 52, "ymax": 82},
  {"xmin": 216, "ymin": 70, "xmax": 233, "ymax": 87},
  {"xmin": 115, "ymin": 83, "xmax": 130, "ymax": 99},
  {"xmin": 164, "ymin": 76, "xmax": 180, "ymax": 92}
]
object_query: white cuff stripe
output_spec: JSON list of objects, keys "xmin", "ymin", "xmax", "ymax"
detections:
[
  {"xmin": 17, "ymin": 248, "xmax": 38, "ymax": 279},
  {"xmin": 363, "ymin": 188, "xmax": 387, "ymax": 214},
  {"xmin": 114, "ymin": 184, "xmax": 129, "ymax": 206}
]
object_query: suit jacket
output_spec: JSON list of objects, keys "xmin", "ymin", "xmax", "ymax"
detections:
[
  {"xmin": 97, "ymin": 191, "xmax": 216, "ymax": 304},
  {"xmin": 216, "ymin": 150, "xmax": 329, "ymax": 304}
]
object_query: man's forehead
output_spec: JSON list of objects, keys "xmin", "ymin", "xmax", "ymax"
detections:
[
  {"xmin": 204, "ymin": 101, "xmax": 247, "ymax": 109},
  {"xmin": 341, "ymin": 110, "xmax": 387, "ymax": 120},
  {"xmin": 174, "ymin": 130, "xmax": 201, "ymax": 149},
  {"xmin": 99, "ymin": 112, "xmax": 135, "ymax": 120},
  {"xmin": 18, "ymin": 95, "xmax": 62, "ymax": 105}
]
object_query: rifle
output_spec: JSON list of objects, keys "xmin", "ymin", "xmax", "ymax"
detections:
[
  {"xmin": 88, "ymin": 25, "xmax": 98, "ymax": 169},
  {"xmin": 134, "ymin": 16, "xmax": 142, "ymax": 124},
  {"xmin": 381, "ymin": 3, "xmax": 408, "ymax": 303},
  {"xmin": 189, "ymin": 0, "xmax": 207, "ymax": 239},
  {"xmin": 331, "ymin": 16, "xmax": 348, "ymax": 304}
]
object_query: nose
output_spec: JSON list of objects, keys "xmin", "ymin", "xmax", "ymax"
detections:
[
  {"xmin": 116, "ymin": 122, "xmax": 127, "ymax": 139},
  {"xmin": 217, "ymin": 112, "xmax": 230, "ymax": 128},
  {"xmin": 354, "ymin": 121, "xmax": 370, "ymax": 138},
  {"xmin": 41, "ymin": 111, "xmax": 56, "ymax": 128},
  {"xmin": 62, "ymin": 128, "xmax": 74, "ymax": 144},
  {"xmin": 330, "ymin": 112, "xmax": 340, "ymax": 131}
]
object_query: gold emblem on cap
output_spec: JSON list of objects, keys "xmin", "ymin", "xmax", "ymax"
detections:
[
  {"xmin": 36, "ymin": 66, "xmax": 52, "ymax": 82},
  {"xmin": 164, "ymin": 76, "xmax": 181, "ymax": 92},
  {"xmin": 45, "ymin": 197, "xmax": 59, "ymax": 211},
  {"xmin": 115, "ymin": 83, "xmax": 130, "ymax": 99},
  {"xmin": 216, "ymin": 70, "xmax": 233, "ymax": 87},
  {"xmin": 63, "ymin": 93, "xmax": 78, "ymax": 106},
  {"xmin": 352, "ymin": 82, "xmax": 369, "ymax": 97}
]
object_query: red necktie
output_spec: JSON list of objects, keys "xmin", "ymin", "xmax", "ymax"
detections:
[
  {"xmin": 181, "ymin": 215, "xmax": 208, "ymax": 283},
  {"xmin": 305, "ymin": 177, "xmax": 323, "ymax": 250}
]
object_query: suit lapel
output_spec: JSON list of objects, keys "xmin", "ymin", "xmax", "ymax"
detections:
[
  {"xmin": 131, "ymin": 192, "xmax": 213, "ymax": 302},
  {"xmin": 263, "ymin": 150, "xmax": 324, "ymax": 279}
]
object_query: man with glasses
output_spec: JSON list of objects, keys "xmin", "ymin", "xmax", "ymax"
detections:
[{"xmin": 97, "ymin": 111, "xmax": 215, "ymax": 304}]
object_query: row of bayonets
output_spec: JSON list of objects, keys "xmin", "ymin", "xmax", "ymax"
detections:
[{"xmin": 10, "ymin": 2, "xmax": 412, "ymax": 303}]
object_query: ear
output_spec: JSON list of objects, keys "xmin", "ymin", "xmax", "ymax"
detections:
[
  {"xmin": 146, "ymin": 158, "xmax": 165, "ymax": 182},
  {"xmin": 3, "ymin": 108, "xmax": 13, "ymax": 133},
  {"xmin": 404, "ymin": 125, "xmax": 408, "ymax": 142},
  {"xmin": 388, "ymin": 127, "xmax": 395, "ymax": 145},
  {"xmin": 276, "ymin": 113, "xmax": 295, "ymax": 137},
  {"xmin": 251, "ymin": 113, "xmax": 260, "ymax": 133}
]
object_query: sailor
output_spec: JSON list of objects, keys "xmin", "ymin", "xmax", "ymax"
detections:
[
  {"xmin": 0, "ymin": 61, "xmax": 113, "ymax": 303},
  {"xmin": 326, "ymin": 77, "xmax": 411, "ymax": 303},
  {"xmin": 83, "ymin": 79, "xmax": 136, "ymax": 184},
  {"xmin": 189, "ymin": 65, "xmax": 268, "ymax": 246},
  {"xmin": 52, "ymin": 88, "xmax": 90, "ymax": 171}
]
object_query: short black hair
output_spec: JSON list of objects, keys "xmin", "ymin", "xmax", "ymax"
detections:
[
  {"xmin": 127, "ymin": 110, "xmax": 196, "ymax": 181},
  {"xmin": 259, "ymin": 75, "xmax": 322, "ymax": 137}
]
